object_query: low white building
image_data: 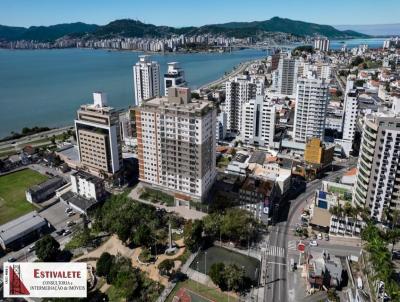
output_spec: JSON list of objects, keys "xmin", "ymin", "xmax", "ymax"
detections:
[{"xmin": 70, "ymin": 170, "xmax": 106, "ymax": 201}]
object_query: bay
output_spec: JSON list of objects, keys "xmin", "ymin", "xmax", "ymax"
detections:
[{"xmin": 0, "ymin": 48, "xmax": 266, "ymax": 138}]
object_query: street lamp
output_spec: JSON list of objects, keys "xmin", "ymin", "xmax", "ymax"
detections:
[
  {"xmin": 196, "ymin": 261, "xmax": 199, "ymax": 291},
  {"xmin": 204, "ymin": 251, "xmax": 207, "ymax": 275}
]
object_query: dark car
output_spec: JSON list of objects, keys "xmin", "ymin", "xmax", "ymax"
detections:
[{"xmin": 56, "ymin": 229, "xmax": 65, "ymax": 236}]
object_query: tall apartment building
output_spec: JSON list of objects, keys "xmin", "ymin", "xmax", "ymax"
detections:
[
  {"xmin": 342, "ymin": 89, "xmax": 358, "ymax": 142},
  {"xmin": 314, "ymin": 38, "xmax": 330, "ymax": 52},
  {"xmin": 273, "ymin": 56, "xmax": 299, "ymax": 97},
  {"xmin": 241, "ymin": 95, "xmax": 276, "ymax": 148},
  {"xmin": 293, "ymin": 74, "xmax": 329, "ymax": 144},
  {"xmin": 224, "ymin": 75, "xmax": 257, "ymax": 132},
  {"xmin": 164, "ymin": 62, "xmax": 187, "ymax": 96},
  {"xmin": 353, "ymin": 104, "xmax": 400, "ymax": 222},
  {"xmin": 302, "ymin": 62, "xmax": 331, "ymax": 80},
  {"xmin": 135, "ymin": 87, "xmax": 216, "ymax": 202},
  {"xmin": 133, "ymin": 55, "xmax": 160, "ymax": 106},
  {"xmin": 75, "ymin": 92, "xmax": 123, "ymax": 177},
  {"xmin": 216, "ymin": 112, "xmax": 227, "ymax": 142}
]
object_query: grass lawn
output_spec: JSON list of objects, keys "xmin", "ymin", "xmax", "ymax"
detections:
[
  {"xmin": 166, "ymin": 279, "xmax": 238, "ymax": 302},
  {"xmin": 0, "ymin": 169, "xmax": 48, "ymax": 225}
]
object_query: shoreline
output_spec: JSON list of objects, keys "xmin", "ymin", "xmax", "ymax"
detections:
[{"xmin": 0, "ymin": 55, "xmax": 254, "ymax": 147}]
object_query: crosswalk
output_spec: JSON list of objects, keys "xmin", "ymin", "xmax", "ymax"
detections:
[
  {"xmin": 288, "ymin": 240, "xmax": 297, "ymax": 251},
  {"xmin": 262, "ymin": 243, "xmax": 285, "ymax": 258}
]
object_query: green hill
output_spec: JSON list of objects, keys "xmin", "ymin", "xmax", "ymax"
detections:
[{"xmin": 0, "ymin": 17, "xmax": 369, "ymax": 42}]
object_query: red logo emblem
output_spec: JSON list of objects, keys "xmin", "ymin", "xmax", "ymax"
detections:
[{"xmin": 9, "ymin": 264, "xmax": 30, "ymax": 295}]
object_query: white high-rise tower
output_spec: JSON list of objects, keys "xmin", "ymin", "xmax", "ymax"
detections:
[
  {"xmin": 293, "ymin": 73, "xmax": 329, "ymax": 144},
  {"xmin": 164, "ymin": 62, "xmax": 187, "ymax": 96},
  {"xmin": 133, "ymin": 55, "xmax": 160, "ymax": 106}
]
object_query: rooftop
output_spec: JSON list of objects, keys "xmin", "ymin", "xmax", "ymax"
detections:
[
  {"xmin": 310, "ymin": 207, "xmax": 331, "ymax": 228},
  {"xmin": 61, "ymin": 192, "xmax": 99, "ymax": 213},
  {"xmin": 0, "ymin": 211, "xmax": 47, "ymax": 245},
  {"xmin": 249, "ymin": 151, "xmax": 266, "ymax": 165},
  {"xmin": 28, "ymin": 177, "xmax": 64, "ymax": 194},
  {"xmin": 72, "ymin": 170, "xmax": 103, "ymax": 185},
  {"xmin": 241, "ymin": 176, "xmax": 274, "ymax": 196},
  {"xmin": 232, "ymin": 153, "xmax": 249, "ymax": 163}
]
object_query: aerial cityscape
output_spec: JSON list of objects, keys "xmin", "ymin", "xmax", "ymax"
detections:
[{"xmin": 1, "ymin": 1, "xmax": 400, "ymax": 301}]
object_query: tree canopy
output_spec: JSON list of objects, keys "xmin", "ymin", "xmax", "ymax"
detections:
[{"xmin": 35, "ymin": 235, "xmax": 61, "ymax": 262}]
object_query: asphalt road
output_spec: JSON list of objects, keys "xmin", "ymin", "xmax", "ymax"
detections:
[
  {"xmin": 0, "ymin": 125, "xmax": 73, "ymax": 150},
  {"xmin": 263, "ymin": 160, "xmax": 357, "ymax": 302}
]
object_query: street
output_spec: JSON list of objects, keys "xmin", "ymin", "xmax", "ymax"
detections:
[{"xmin": 263, "ymin": 159, "xmax": 358, "ymax": 302}]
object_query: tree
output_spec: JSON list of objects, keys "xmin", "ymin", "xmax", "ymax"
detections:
[
  {"xmin": 327, "ymin": 288, "xmax": 339, "ymax": 302},
  {"xmin": 203, "ymin": 213, "xmax": 222, "ymax": 238},
  {"xmin": 191, "ymin": 92, "xmax": 200, "ymax": 99},
  {"xmin": 183, "ymin": 220, "xmax": 204, "ymax": 252},
  {"xmin": 132, "ymin": 224, "xmax": 152, "ymax": 247},
  {"xmin": 223, "ymin": 264, "xmax": 246, "ymax": 292},
  {"xmin": 221, "ymin": 208, "xmax": 258, "ymax": 244},
  {"xmin": 208, "ymin": 262, "xmax": 226, "ymax": 289},
  {"xmin": 351, "ymin": 56, "xmax": 364, "ymax": 67},
  {"xmin": 158, "ymin": 259, "xmax": 174, "ymax": 276},
  {"xmin": 96, "ymin": 252, "xmax": 114, "ymax": 278},
  {"xmin": 35, "ymin": 235, "xmax": 61, "ymax": 262},
  {"xmin": 50, "ymin": 135, "xmax": 56, "ymax": 145}
]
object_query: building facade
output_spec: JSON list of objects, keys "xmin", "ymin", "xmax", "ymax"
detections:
[
  {"xmin": 75, "ymin": 92, "xmax": 123, "ymax": 177},
  {"xmin": 224, "ymin": 76, "xmax": 257, "ymax": 132},
  {"xmin": 274, "ymin": 56, "xmax": 299, "ymax": 97},
  {"xmin": 314, "ymin": 38, "xmax": 330, "ymax": 52},
  {"xmin": 70, "ymin": 170, "xmax": 106, "ymax": 201},
  {"xmin": 135, "ymin": 87, "xmax": 216, "ymax": 202},
  {"xmin": 353, "ymin": 106, "xmax": 400, "ymax": 222},
  {"xmin": 164, "ymin": 62, "xmax": 187, "ymax": 96},
  {"xmin": 293, "ymin": 75, "xmax": 329, "ymax": 144},
  {"xmin": 241, "ymin": 95, "xmax": 276, "ymax": 148},
  {"xmin": 133, "ymin": 55, "xmax": 160, "ymax": 106}
]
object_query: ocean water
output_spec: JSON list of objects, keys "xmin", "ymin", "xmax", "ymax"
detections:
[
  {"xmin": 330, "ymin": 37, "xmax": 387, "ymax": 49},
  {"xmin": 0, "ymin": 38, "xmax": 386, "ymax": 137},
  {"xmin": 0, "ymin": 48, "xmax": 266, "ymax": 138}
]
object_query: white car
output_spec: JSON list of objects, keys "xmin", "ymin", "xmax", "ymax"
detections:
[
  {"xmin": 66, "ymin": 221, "xmax": 75, "ymax": 227},
  {"xmin": 309, "ymin": 240, "xmax": 318, "ymax": 247},
  {"xmin": 65, "ymin": 207, "xmax": 72, "ymax": 213},
  {"xmin": 63, "ymin": 229, "xmax": 72, "ymax": 236}
]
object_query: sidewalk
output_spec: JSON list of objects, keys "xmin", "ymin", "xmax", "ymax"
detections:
[{"xmin": 129, "ymin": 184, "xmax": 207, "ymax": 220}]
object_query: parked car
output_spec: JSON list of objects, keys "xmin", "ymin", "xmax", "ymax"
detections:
[
  {"xmin": 65, "ymin": 207, "xmax": 72, "ymax": 213},
  {"xmin": 56, "ymin": 229, "xmax": 65, "ymax": 235},
  {"xmin": 309, "ymin": 240, "xmax": 318, "ymax": 247},
  {"xmin": 63, "ymin": 229, "xmax": 72, "ymax": 236},
  {"xmin": 8, "ymin": 257, "xmax": 17, "ymax": 262},
  {"xmin": 66, "ymin": 221, "xmax": 75, "ymax": 227},
  {"xmin": 28, "ymin": 245, "xmax": 35, "ymax": 252},
  {"xmin": 67, "ymin": 211, "xmax": 75, "ymax": 217},
  {"xmin": 317, "ymin": 233, "xmax": 323, "ymax": 240},
  {"xmin": 392, "ymin": 250, "xmax": 400, "ymax": 259},
  {"xmin": 324, "ymin": 234, "xmax": 330, "ymax": 241}
]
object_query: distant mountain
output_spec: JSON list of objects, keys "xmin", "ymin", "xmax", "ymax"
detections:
[
  {"xmin": 335, "ymin": 23, "xmax": 400, "ymax": 36},
  {"xmin": 206, "ymin": 17, "xmax": 369, "ymax": 38},
  {"xmin": 0, "ymin": 22, "xmax": 98, "ymax": 41},
  {"xmin": 0, "ymin": 17, "xmax": 368, "ymax": 42}
]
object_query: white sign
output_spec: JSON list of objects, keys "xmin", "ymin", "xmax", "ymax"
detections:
[{"xmin": 3, "ymin": 262, "xmax": 87, "ymax": 298}]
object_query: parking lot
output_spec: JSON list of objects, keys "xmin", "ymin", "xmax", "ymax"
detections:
[{"xmin": 39, "ymin": 200, "xmax": 80, "ymax": 230}]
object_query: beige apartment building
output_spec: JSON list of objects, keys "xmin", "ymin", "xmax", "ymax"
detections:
[
  {"xmin": 135, "ymin": 87, "xmax": 217, "ymax": 202},
  {"xmin": 75, "ymin": 92, "xmax": 123, "ymax": 177}
]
